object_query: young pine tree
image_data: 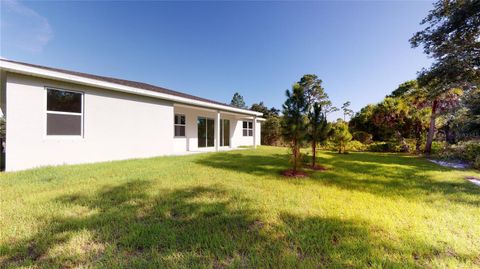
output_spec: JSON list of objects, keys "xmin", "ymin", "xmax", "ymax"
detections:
[
  {"xmin": 281, "ymin": 84, "xmax": 308, "ymax": 173},
  {"xmin": 307, "ymin": 103, "xmax": 330, "ymax": 168}
]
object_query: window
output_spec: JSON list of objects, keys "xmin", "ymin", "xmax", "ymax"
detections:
[
  {"xmin": 46, "ymin": 88, "xmax": 83, "ymax": 136},
  {"xmin": 243, "ymin": 121, "xmax": 253, "ymax": 136},
  {"xmin": 174, "ymin": 114, "xmax": 186, "ymax": 137}
]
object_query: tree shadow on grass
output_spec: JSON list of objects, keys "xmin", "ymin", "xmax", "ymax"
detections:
[
  {"xmin": 279, "ymin": 213, "xmax": 479, "ymax": 268},
  {"xmin": 195, "ymin": 152, "xmax": 291, "ymax": 177},
  {"xmin": 196, "ymin": 150, "xmax": 480, "ymax": 206},
  {"xmin": 1, "ymin": 181, "xmax": 274, "ymax": 268},
  {"xmin": 1, "ymin": 180, "xmax": 476, "ymax": 268},
  {"xmin": 315, "ymin": 152, "xmax": 480, "ymax": 206}
]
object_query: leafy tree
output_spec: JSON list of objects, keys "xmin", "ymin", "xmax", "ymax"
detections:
[
  {"xmin": 250, "ymin": 102, "xmax": 280, "ymax": 118},
  {"xmin": 262, "ymin": 116, "xmax": 282, "ymax": 145},
  {"xmin": 352, "ymin": 131, "xmax": 373, "ymax": 144},
  {"xmin": 268, "ymin": 107, "xmax": 280, "ymax": 117},
  {"xmin": 352, "ymin": 79, "xmax": 461, "ymax": 152},
  {"xmin": 372, "ymin": 97, "xmax": 409, "ymax": 138},
  {"xmin": 341, "ymin": 101, "xmax": 354, "ymax": 121},
  {"xmin": 306, "ymin": 103, "xmax": 330, "ymax": 167},
  {"xmin": 349, "ymin": 105, "xmax": 377, "ymax": 139},
  {"xmin": 443, "ymin": 89, "xmax": 480, "ymax": 140},
  {"xmin": 410, "ymin": 0, "xmax": 480, "ymax": 154},
  {"xmin": 463, "ymin": 89, "xmax": 480, "ymax": 135},
  {"xmin": 331, "ymin": 119, "xmax": 352, "ymax": 154},
  {"xmin": 230, "ymin": 92, "xmax": 247, "ymax": 109},
  {"xmin": 250, "ymin": 102, "xmax": 269, "ymax": 115},
  {"xmin": 281, "ymin": 84, "xmax": 308, "ymax": 173},
  {"xmin": 250, "ymin": 102, "xmax": 281, "ymax": 145}
]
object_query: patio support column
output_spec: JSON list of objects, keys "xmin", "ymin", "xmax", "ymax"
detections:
[
  {"xmin": 216, "ymin": 110, "xmax": 220, "ymax": 151},
  {"xmin": 253, "ymin": 116, "xmax": 257, "ymax": 149}
]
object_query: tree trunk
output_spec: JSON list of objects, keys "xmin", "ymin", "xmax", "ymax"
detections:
[
  {"xmin": 293, "ymin": 138, "xmax": 298, "ymax": 173},
  {"xmin": 425, "ymin": 99, "xmax": 438, "ymax": 156},
  {"xmin": 312, "ymin": 141, "xmax": 316, "ymax": 167}
]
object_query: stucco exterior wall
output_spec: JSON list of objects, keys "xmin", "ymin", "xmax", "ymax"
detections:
[{"xmin": 5, "ymin": 73, "xmax": 174, "ymax": 171}]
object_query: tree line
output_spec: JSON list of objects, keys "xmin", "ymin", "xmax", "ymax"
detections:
[{"xmin": 351, "ymin": 1, "xmax": 479, "ymax": 157}]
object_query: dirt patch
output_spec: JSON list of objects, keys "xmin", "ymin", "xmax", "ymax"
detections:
[
  {"xmin": 308, "ymin": 164, "xmax": 328, "ymax": 171},
  {"xmin": 248, "ymin": 220, "xmax": 265, "ymax": 232},
  {"xmin": 281, "ymin": 169, "xmax": 308, "ymax": 178}
]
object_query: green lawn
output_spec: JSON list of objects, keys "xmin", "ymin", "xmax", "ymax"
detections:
[{"xmin": 1, "ymin": 147, "xmax": 479, "ymax": 268}]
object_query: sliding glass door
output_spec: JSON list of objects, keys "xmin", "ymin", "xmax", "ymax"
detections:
[
  {"xmin": 220, "ymin": 119, "xmax": 230, "ymax": 147},
  {"xmin": 198, "ymin": 117, "xmax": 215, "ymax": 148}
]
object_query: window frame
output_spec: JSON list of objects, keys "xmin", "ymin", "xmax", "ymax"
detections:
[
  {"xmin": 243, "ymin": 120, "xmax": 253, "ymax": 137},
  {"xmin": 45, "ymin": 87, "xmax": 84, "ymax": 138},
  {"xmin": 174, "ymin": 114, "xmax": 186, "ymax": 137}
]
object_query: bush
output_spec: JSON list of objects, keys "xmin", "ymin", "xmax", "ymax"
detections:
[
  {"xmin": 474, "ymin": 156, "xmax": 480, "ymax": 170},
  {"xmin": 431, "ymin": 141, "xmax": 447, "ymax": 155},
  {"xmin": 346, "ymin": 140, "xmax": 367, "ymax": 152},
  {"xmin": 368, "ymin": 142, "xmax": 397, "ymax": 152},
  {"xmin": 433, "ymin": 140, "xmax": 480, "ymax": 168},
  {"xmin": 464, "ymin": 141, "xmax": 480, "ymax": 162},
  {"xmin": 352, "ymin": 131, "xmax": 373, "ymax": 144},
  {"xmin": 331, "ymin": 120, "xmax": 352, "ymax": 153}
]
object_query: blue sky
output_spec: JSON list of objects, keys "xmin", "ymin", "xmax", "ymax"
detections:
[{"xmin": 1, "ymin": 0, "xmax": 433, "ymax": 120}]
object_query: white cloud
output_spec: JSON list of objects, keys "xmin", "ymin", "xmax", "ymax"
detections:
[{"xmin": 1, "ymin": 0, "xmax": 53, "ymax": 53}]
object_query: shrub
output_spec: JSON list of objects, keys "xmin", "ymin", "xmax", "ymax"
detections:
[
  {"xmin": 346, "ymin": 140, "xmax": 367, "ymax": 152},
  {"xmin": 368, "ymin": 142, "xmax": 396, "ymax": 152},
  {"xmin": 352, "ymin": 131, "xmax": 373, "ymax": 144},
  {"xmin": 331, "ymin": 120, "xmax": 352, "ymax": 153},
  {"xmin": 464, "ymin": 141, "xmax": 480, "ymax": 162},
  {"xmin": 431, "ymin": 141, "xmax": 447, "ymax": 155},
  {"xmin": 474, "ymin": 156, "xmax": 480, "ymax": 170},
  {"xmin": 433, "ymin": 140, "xmax": 480, "ymax": 169}
]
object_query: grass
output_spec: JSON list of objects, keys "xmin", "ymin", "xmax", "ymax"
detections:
[{"xmin": 1, "ymin": 146, "xmax": 479, "ymax": 268}]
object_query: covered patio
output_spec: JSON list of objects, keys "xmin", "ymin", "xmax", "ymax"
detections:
[{"xmin": 172, "ymin": 103, "xmax": 263, "ymax": 153}]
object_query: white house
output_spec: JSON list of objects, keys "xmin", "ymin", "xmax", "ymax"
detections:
[{"xmin": 0, "ymin": 59, "xmax": 263, "ymax": 171}]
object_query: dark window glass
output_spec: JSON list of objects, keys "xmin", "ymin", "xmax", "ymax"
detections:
[
  {"xmin": 198, "ymin": 118, "xmax": 206, "ymax": 148},
  {"xmin": 175, "ymin": 114, "xmax": 185, "ymax": 125},
  {"xmin": 220, "ymin": 120, "xmax": 223, "ymax": 146},
  {"xmin": 47, "ymin": 114, "xmax": 82, "ymax": 135},
  {"xmin": 243, "ymin": 120, "xmax": 253, "ymax": 136},
  {"xmin": 207, "ymin": 119, "xmax": 215, "ymax": 147},
  {"xmin": 175, "ymin": 126, "xmax": 185, "ymax": 137},
  {"xmin": 198, "ymin": 117, "xmax": 214, "ymax": 147},
  {"xmin": 222, "ymin": 119, "xmax": 230, "ymax": 146},
  {"xmin": 47, "ymin": 89, "xmax": 82, "ymax": 113},
  {"xmin": 174, "ymin": 114, "xmax": 186, "ymax": 137}
]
